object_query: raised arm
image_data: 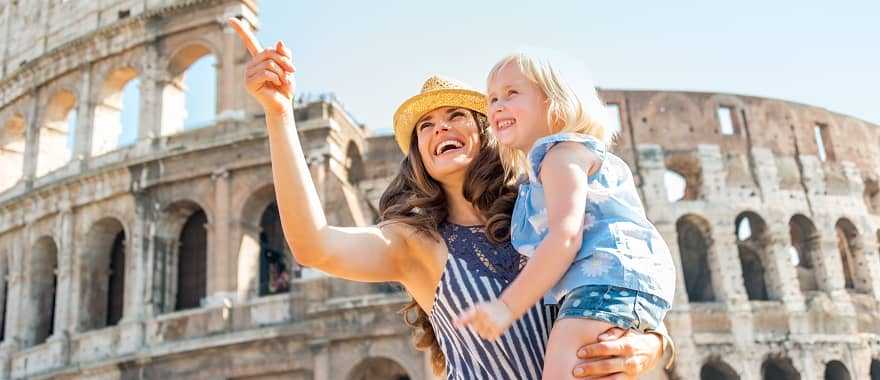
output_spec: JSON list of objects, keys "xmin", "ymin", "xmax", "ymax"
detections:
[{"xmin": 228, "ymin": 18, "xmax": 410, "ymax": 284}]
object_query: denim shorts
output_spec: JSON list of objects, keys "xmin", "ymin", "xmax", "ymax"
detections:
[{"xmin": 557, "ymin": 285, "xmax": 669, "ymax": 332}]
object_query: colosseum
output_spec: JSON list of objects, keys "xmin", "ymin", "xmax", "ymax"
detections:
[{"xmin": 1, "ymin": 1, "xmax": 879, "ymax": 379}]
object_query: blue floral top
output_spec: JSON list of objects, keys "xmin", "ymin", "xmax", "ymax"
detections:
[{"xmin": 510, "ymin": 133, "xmax": 676, "ymax": 305}]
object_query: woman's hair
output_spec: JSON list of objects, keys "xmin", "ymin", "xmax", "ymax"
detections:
[
  {"xmin": 379, "ymin": 110, "xmax": 517, "ymax": 376},
  {"xmin": 487, "ymin": 48, "xmax": 619, "ymax": 179}
]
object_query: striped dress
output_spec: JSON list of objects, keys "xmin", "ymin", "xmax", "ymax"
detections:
[{"xmin": 429, "ymin": 222, "xmax": 559, "ymax": 379}]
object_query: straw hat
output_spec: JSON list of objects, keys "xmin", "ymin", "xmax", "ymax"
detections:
[{"xmin": 392, "ymin": 75, "xmax": 487, "ymax": 154}]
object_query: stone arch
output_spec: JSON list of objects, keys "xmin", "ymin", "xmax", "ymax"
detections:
[
  {"xmin": 237, "ymin": 184, "xmax": 297, "ymax": 298},
  {"xmin": 93, "ymin": 66, "xmax": 139, "ymax": 156},
  {"xmin": 676, "ymin": 214, "xmax": 716, "ymax": 302},
  {"xmin": 701, "ymin": 358, "xmax": 739, "ymax": 380},
  {"xmin": 664, "ymin": 153, "xmax": 701, "ymax": 201},
  {"xmin": 835, "ymin": 218, "xmax": 870, "ymax": 293},
  {"xmin": 762, "ymin": 355, "xmax": 800, "ymax": 380},
  {"xmin": 257, "ymin": 201, "xmax": 294, "ymax": 295},
  {"xmin": 36, "ymin": 89, "xmax": 77, "ymax": 177},
  {"xmin": 0, "ymin": 114, "xmax": 27, "ymax": 192},
  {"xmin": 865, "ymin": 178, "xmax": 880, "ymax": 214},
  {"xmin": 156, "ymin": 200, "xmax": 210, "ymax": 313},
  {"xmin": 735, "ymin": 211, "xmax": 771, "ymax": 300},
  {"xmin": 176, "ymin": 208, "xmax": 208, "ymax": 310},
  {"xmin": 79, "ymin": 217, "xmax": 127, "ymax": 331},
  {"xmin": 790, "ymin": 214, "xmax": 820, "ymax": 292},
  {"xmin": 161, "ymin": 42, "xmax": 218, "ymax": 135},
  {"xmin": 346, "ymin": 357, "xmax": 411, "ymax": 380},
  {"xmin": 824, "ymin": 360, "xmax": 851, "ymax": 380},
  {"xmin": 27, "ymin": 236, "xmax": 59, "ymax": 347},
  {"xmin": 345, "ymin": 141, "xmax": 365, "ymax": 185}
]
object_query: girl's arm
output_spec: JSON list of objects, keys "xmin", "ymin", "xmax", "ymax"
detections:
[
  {"xmin": 499, "ymin": 141, "xmax": 596, "ymax": 318},
  {"xmin": 454, "ymin": 142, "xmax": 596, "ymax": 339},
  {"xmin": 230, "ymin": 19, "xmax": 411, "ymax": 284}
]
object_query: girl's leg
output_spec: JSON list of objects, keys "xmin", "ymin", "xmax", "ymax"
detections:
[{"xmin": 541, "ymin": 318, "xmax": 615, "ymax": 380}]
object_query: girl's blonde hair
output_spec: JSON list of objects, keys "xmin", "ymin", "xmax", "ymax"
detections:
[{"xmin": 487, "ymin": 48, "xmax": 619, "ymax": 178}]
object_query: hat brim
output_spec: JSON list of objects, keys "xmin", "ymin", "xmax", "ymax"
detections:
[{"xmin": 393, "ymin": 88, "xmax": 487, "ymax": 154}]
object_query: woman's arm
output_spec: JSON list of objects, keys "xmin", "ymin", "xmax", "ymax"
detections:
[{"xmin": 229, "ymin": 19, "xmax": 411, "ymax": 284}]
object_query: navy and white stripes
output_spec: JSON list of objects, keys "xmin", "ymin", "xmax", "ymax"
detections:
[{"xmin": 429, "ymin": 223, "xmax": 558, "ymax": 379}]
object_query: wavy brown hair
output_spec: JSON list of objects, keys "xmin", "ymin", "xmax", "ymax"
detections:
[{"xmin": 378, "ymin": 110, "xmax": 518, "ymax": 376}]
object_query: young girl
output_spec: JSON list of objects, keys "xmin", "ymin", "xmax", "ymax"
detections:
[{"xmin": 454, "ymin": 50, "xmax": 677, "ymax": 379}]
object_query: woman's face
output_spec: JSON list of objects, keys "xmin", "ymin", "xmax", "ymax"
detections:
[{"xmin": 414, "ymin": 106, "xmax": 481, "ymax": 183}]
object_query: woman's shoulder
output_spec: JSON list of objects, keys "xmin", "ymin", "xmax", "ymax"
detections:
[{"xmin": 378, "ymin": 221, "xmax": 446, "ymax": 265}]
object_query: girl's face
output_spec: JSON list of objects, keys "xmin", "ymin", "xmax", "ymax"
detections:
[
  {"xmin": 487, "ymin": 63, "xmax": 550, "ymax": 152},
  {"xmin": 415, "ymin": 106, "xmax": 481, "ymax": 182}
]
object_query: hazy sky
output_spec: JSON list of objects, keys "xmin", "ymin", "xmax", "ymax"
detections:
[{"xmin": 248, "ymin": 1, "xmax": 878, "ymax": 135}]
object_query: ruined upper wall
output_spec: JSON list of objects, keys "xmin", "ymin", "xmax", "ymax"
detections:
[
  {"xmin": 600, "ymin": 89, "xmax": 880, "ymax": 178},
  {"xmin": 0, "ymin": 0, "xmax": 254, "ymax": 79}
]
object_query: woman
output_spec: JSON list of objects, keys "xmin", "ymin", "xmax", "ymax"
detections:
[{"xmin": 228, "ymin": 18, "xmax": 670, "ymax": 379}]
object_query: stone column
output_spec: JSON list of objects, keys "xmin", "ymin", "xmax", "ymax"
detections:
[
  {"xmin": 71, "ymin": 64, "xmax": 94, "ymax": 166},
  {"xmin": 204, "ymin": 169, "xmax": 236, "ymax": 306},
  {"xmin": 20, "ymin": 95, "xmax": 40, "ymax": 185},
  {"xmin": 710, "ymin": 217, "xmax": 754, "ymax": 349},
  {"xmin": 137, "ymin": 43, "xmax": 162, "ymax": 143},
  {"xmin": 697, "ymin": 144, "xmax": 725, "ymax": 203},
  {"xmin": 50, "ymin": 207, "xmax": 75, "ymax": 338},
  {"xmin": 220, "ymin": 4, "xmax": 263, "ymax": 119},
  {"xmin": 765, "ymin": 224, "xmax": 811, "ymax": 334},
  {"xmin": 310, "ymin": 339, "xmax": 330, "ymax": 380}
]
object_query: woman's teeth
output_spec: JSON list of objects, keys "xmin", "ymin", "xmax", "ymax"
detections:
[{"xmin": 435, "ymin": 140, "xmax": 464, "ymax": 155}]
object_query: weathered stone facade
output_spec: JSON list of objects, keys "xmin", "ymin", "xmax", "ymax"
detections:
[{"xmin": 0, "ymin": 1, "xmax": 879, "ymax": 379}]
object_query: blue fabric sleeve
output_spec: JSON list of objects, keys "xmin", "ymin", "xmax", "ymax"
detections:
[{"xmin": 527, "ymin": 132, "xmax": 608, "ymax": 183}]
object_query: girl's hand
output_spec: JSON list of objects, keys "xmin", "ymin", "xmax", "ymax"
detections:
[
  {"xmin": 572, "ymin": 327, "xmax": 664, "ymax": 379},
  {"xmin": 228, "ymin": 18, "xmax": 296, "ymax": 115},
  {"xmin": 453, "ymin": 300, "xmax": 515, "ymax": 341}
]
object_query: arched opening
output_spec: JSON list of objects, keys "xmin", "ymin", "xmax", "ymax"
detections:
[
  {"xmin": 735, "ymin": 212, "xmax": 771, "ymax": 300},
  {"xmin": 347, "ymin": 357, "xmax": 411, "ymax": 380},
  {"xmin": 677, "ymin": 214, "xmax": 715, "ymax": 302},
  {"xmin": 0, "ymin": 253, "xmax": 8, "ymax": 343},
  {"xmin": 163, "ymin": 44, "xmax": 217, "ymax": 135},
  {"xmin": 259, "ymin": 201, "xmax": 294, "ymax": 296},
  {"xmin": 665, "ymin": 154, "xmax": 701, "ymax": 201},
  {"xmin": 664, "ymin": 170, "xmax": 687, "ymax": 202},
  {"xmin": 107, "ymin": 229, "xmax": 126, "ymax": 326},
  {"xmin": 29, "ymin": 236, "xmax": 58, "ymax": 347},
  {"xmin": 93, "ymin": 67, "xmax": 139, "ymax": 155},
  {"xmin": 0, "ymin": 115, "xmax": 26, "ymax": 192},
  {"xmin": 701, "ymin": 359, "xmax": 739, "ymax": 380},
  {"xmin": 345, "ymin": 142, "xmax": 365, "ymax": 185},
  {"xmin": 870, "ymin": 359, "xmax": 880, "ymax": 380},
  {"xmin": 835, "ymin": 219, "xmax": 867, "ymax": 293},
  {"xmin": 80, "ymin": 218, "xmax": 126, "ymax": 331},
  {"xmin": 762, "ymin": 356, "xmax": 800, "ymax": 380},
  {"xmin": 36, "ymin": 90, "xmax": 76, "ymax": 176},
  {"xmin": 865, "ymin": 178, "xmax": 880, "ymax": 214},
  {"xmin": 824, "ymin": 360, "xmax": 851, "ymax": 380},
  {"xmin": 176, "ymin": 209, "xmax": 207, "ymax": 310},
  {"xmin": 790, "ymin": 215, "xmax": 820, "ymax": 292}
]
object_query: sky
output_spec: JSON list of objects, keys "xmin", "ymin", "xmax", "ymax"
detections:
[{"xmin": 244, "ymin": 0, "xmax": 879, "ymax": 135}]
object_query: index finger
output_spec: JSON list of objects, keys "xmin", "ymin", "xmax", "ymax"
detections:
[{"xmin": 228, "ymin": 17, "xmax": 263, "ymax": 56}]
